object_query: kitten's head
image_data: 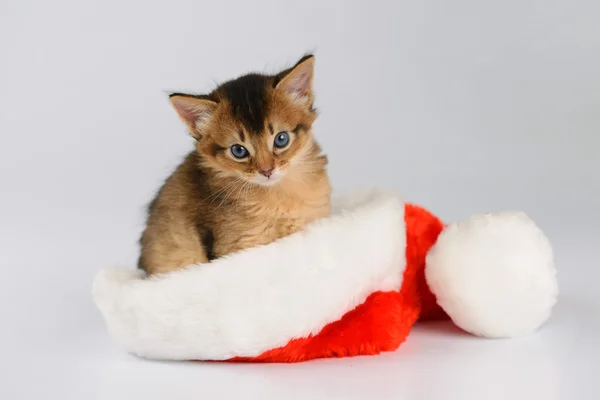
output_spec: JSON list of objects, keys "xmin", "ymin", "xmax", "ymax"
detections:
[{"xmin": 169, "ymin": 55, "xmax": 324, "ymax": 187}]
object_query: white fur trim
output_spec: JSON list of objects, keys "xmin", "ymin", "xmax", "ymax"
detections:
[
  {"xmin": 93, "ymin": 190, "xmax": 406, "ymax": 361},
  {"xmin": 425, "ymin": 212, "xmax": 558, "ymax": 338}
]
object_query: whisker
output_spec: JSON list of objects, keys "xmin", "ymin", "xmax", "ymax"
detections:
[
  {"xmin": 243, "ymin": 181, "xmax": 252, "ymax": 203},
  {"xmin": 211, "ymin": 178, "xmax": 243, "ymax": 212},
  {"xmin": 234, "ymin": 180, "xmax": 251, "ymax": 210},
  {"xmin": 202, "ymin": 179, "xmax": 239, "ymax": 204}
]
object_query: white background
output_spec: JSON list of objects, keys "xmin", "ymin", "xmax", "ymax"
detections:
[{"xmin": 1, "ymin": 1, "xmax": 599, "ymax": 399}]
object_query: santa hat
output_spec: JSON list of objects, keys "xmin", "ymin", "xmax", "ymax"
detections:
[{"xmin": 93, "ymin": 190, "xmax": 557, "ymax": 362}]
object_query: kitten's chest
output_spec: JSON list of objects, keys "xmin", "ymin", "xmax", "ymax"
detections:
[
  {"xmin": 212, "ymin": 183, "xmax": 330, "ymax": 256},
  {"xmin": 248, "ymin": 198, "xmax": 325, "ymax": 232}
]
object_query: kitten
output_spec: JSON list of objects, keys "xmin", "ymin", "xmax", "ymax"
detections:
[{"xmin": 138, "ymin": 55, "xmax": 332, "ymax": 275}]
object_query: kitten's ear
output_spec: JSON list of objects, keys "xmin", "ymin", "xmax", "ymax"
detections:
[
  {"xmin": 169, "ymin": 94, "xmax": 217, "ymax": 139},
  {"xmin": 275, "ymin": 55, "xmax": 315, "ymax": 102}
]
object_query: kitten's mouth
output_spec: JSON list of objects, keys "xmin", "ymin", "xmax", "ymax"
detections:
[{"xmin": 251, "ymin": 171, "xmax": 283, "ymax": 187}]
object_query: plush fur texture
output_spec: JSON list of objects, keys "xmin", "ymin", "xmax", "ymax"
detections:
[
  {"xmin": 139, "ymin": 55, "xmax": 331, "ymax": 275},
  {"xmin": 94, "ymin": 191, "xmax": 558, "ymax": 362},
  {"xmin": 94, "ymin": 190, "xmax": 406, "ymax": 361},
  {"xmin": 231, "ymin": 200, "xmax": 447, "ymax": 362},
  {"xmin": 425, "ymin": 211, "xmax": 558, "ymax": 338}
]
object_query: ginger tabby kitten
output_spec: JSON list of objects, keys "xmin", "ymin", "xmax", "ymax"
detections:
[{"xmin": 138, "ymin": 55, "xmax": 331, "ymax": 275}]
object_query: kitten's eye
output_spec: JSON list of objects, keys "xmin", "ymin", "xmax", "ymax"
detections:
[
  {"xmin": 230, "ymin": 145, "xmax": 249, "ymax": 159},
  {"xmin": 274, "ymin": 132, "xmax": 290, "ymax": 149}
]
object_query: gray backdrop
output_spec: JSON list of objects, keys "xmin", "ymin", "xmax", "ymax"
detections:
[{"xmin": 1, "ymin": 1, "xmax": 598, "ymax": 399}]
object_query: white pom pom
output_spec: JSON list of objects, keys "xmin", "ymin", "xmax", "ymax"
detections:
[{"xmin": 425, "ymin": 212, "xmax": 558, "ymax": 338}]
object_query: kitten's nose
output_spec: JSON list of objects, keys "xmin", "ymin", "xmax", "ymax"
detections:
[{"xmin": 259, "ymin": 168, "xmax": 274, "ymax": 178}]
